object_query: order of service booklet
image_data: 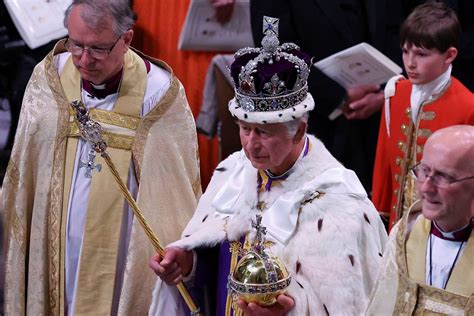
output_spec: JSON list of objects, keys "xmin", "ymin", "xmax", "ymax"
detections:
[
  {"xmin": 314, "ymin": 42, "xmax": 403, "ymax": 119},
  {"xmin": 4, "ymin": 0, "xmax": 71, "ymax": 49},
  {"xmin": 314, "ymin": 42, "xmax": 402, "ymax": 88},
  {"xmin": 178, "ymin": 0, "xmax": 254, "ymax": 52}
]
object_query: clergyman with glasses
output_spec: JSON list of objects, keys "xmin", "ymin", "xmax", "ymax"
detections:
[
  {"xmin": 2, "ymin": 0, "xmax": 201, "ymax": 315},
  {"xmin": 366, "ymin": 125, "xmax": 474, "ymax": 315}
]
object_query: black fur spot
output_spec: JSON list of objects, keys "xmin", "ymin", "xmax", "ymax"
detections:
[
  {"xmin": 215, "ymin": 167, "xmax": 227, "ymax": 172},
  {"xmin": 244, "ymin": 114, "xmax": 248, "ymax": 119},
  {"xmin": 292, "ymin": 107, "xmax": 296, "ymax": 112},
  {"xmin": 363, "ymin": 213, "xmax": 371, "ymax": 225},
  {"xmin": 378, "ymin": 252, "xmax": 383, "ymax": 257},
  {"xmin": 349, "ymin": 254, "xmax": 355, "ymax": 266},
  {"xmin": 292, "ymin": 116, "xmax": 296, "ymax": 119},
  {"xmin": 184, "ymin": 235, "xmax": 191, "ymax": 238},
  {"xmin": 278, "ymin": 113, "xmax": 283, "ymax": 117},
  {"xmin": 296, "ymin": 280, "xmax": 304, "ymax": 289},
  {"xmin": 304, "ymin": 104, "xmax": 308, "ymax": 108},
  {"xmin": 262, "ymin": 120, "xmax": 267, "ymax": 124},
  {"xmin": 323, "ymin": 304, "xmax": 330, "ymax": 315},
  {"xmin": 317, "ymin": 218, "xmax": 323, "ymax": 231},
  {"xmin": 296, "ymin": 261, "xmax": 301, "ymax": 274},
  {"xmin": 202, "ymin": 215, "xmax": 208, "ymax": 223}
]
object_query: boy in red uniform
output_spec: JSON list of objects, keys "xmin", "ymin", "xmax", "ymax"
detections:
[{"xmin": 372, "ymin": 1, "xmax": 474, "ymax": 230}]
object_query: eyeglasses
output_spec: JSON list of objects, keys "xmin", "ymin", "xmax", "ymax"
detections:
[
  {"xmin": 411, "ymin": 162, "xmax": 474, "ymax": 188},
  {"xmin": 65, "ymin": 36, "xmax": 122, "ymax": 60}
]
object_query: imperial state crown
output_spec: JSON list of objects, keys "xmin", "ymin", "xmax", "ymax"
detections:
[{"xmin": 228, "ymin": 16, "xmax": 314, "ymax": 124}]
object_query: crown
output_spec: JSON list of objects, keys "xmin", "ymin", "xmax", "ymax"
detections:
[{"xmin": 229, "ymin": 16, "xmax": 314, "ymax": 123}]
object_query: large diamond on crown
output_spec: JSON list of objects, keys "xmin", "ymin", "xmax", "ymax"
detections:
[{"xmin": 240, "ymin": 97, "xmax": 255, "ymax": 112}]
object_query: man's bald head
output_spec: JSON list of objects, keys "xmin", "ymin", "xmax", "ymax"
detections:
[
  {"xmin": 425, "ymin": 125, "xmax": 474, "ymax": 174},
  {"xmin": 418, "ymin": 125, "xmax": 474, "ymax": 231}
]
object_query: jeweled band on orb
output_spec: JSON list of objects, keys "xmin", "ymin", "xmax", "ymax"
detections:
[{"xmin": 228, "ymin": 275, "xmax": 292, "ymax": 295}]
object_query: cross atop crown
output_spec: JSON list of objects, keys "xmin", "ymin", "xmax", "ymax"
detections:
[{"xmin": 263, "ymin": 16, "xmax": 279, "ymax": 36}]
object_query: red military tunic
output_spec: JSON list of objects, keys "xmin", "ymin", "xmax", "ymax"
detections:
[{"xmin": 372, "ymin": 77, "xmax": 474, "ymax": 230}]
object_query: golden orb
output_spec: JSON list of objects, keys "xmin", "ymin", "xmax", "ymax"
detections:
[{"xmin": 227, "ymin": 214, "xmax": 291, "ymax": 306}]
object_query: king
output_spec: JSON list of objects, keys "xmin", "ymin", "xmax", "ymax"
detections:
[{"xmin": 149, "ymin": 16, "xmax": 387, "ymax": 315}]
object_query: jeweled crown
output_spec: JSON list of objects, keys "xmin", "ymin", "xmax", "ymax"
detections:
[{"xmin": 229, "ymin": 16, "xmax": 314, "ymax": 123}]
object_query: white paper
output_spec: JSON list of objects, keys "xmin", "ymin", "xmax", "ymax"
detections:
[
  {"xmin": 314, "ymin": 42, "xmax": 402, "ymax": 89},
  {"xmin": 178, "ymin": 0, "xmax": 254, "ymax": 52},
  {"xmin": 4, "ymin": 0, "xmax": 71, "ymax": 49}
]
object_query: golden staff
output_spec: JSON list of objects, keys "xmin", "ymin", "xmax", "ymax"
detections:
[{"xmin": 70, "ymin": 100, "xmax": 200, "ymax": 315}]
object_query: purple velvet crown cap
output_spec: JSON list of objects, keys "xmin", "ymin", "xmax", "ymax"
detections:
[{"xmin": 230, "ymin": 49, "xmax": 312, "ymax": 97}]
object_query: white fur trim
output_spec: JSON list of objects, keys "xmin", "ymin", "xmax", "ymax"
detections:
[{"xmin": 228, "ymin": 93, "xmax": 315, "ymax": 123}]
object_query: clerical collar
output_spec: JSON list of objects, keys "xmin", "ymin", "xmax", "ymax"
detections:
[
  {"xmin": 410, "ymin": 65, "xmax": 451, "ymax": 122},
  {"xmin": 257, "ymin": 136, "xmax": 310, "ymax": 192},
  {"xmin": 430, "ymin": 220, "xmax": 472, "ymax": 242},
  {"xmin": 82, "ymin": 68, "xmax": 123, "ymax": 99}
]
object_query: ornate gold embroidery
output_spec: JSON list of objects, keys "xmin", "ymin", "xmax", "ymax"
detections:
[
  {"xmin": 398, "ymin": 140, "xmax": 407, "ymax": 153},
  {"xmin": 91, "ymin": 109, "xmax": 140, "ymax": 130},
  {"xmin": 420, "ymin": 111, "xmax": 437, "ymax": 120},
  {"xmin": 418, "ymin": 128, "xmax": 433, "ymax": 139},
  {"xmin": 68, "ymin": 107, "xmax": 140, "ymax": 130},
  {"xmin": 68, "ymin": 124, "xmax": 135, "ymax": 150},
  {"xmin": 263, "ymin": 240, "xmax": 275, "ymax": 248},
  {"xmin": 416, "ymin": 145, "xmax": 423, "ymax": 154},
  {"xmin": 45, "ymin": 41, "xmax": 70, "ymax": 315},
  {"xmin": 396, "ymin": 157, "xmax": 402, "ymax": 166},
  {"xmin": 4, "ymin": 159, "xmax": 19, "ymax": 187},
  {"xmin": 394, "ymin": 206, "xmax": 472, "ymax": 315},
  {"xmin": 395, "ymin": 276, "xmax": 471, "ymax": 315},
  {"xmin": 405, "ymin": 107, "xmax": 412, "ymax": 117},
  {"xmin": 12, "ymin": 212, "xmax": 26, "ymax": 255},
  {"xmin": 191, "ymin": 178, "xmax": 202, "ymax": 198},
  {"xmin": 401, "ymin": 124, "xmax": 408, "ymax": 135},
  {"xmin": 226, "ymin": 240, "xmax": 243, "ymax": 316},
  {"xmin": 132, "ymin": 74, "xmax": 178, "ymax": 182}
]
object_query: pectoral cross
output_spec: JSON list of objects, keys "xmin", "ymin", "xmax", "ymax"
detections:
[
  {"xmin": 79, "ymin": 148, "xmax": 102, "ymax": 178},
  {"xmin": 263, "ymin": 16, "xmax": 279, "ymax": 36}
]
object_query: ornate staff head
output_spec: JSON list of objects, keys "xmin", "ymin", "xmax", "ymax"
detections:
[{"xmin": 70, "ymin": 100, "xmax": 108, "ymax": 154}]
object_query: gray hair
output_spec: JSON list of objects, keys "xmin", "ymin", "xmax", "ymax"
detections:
[
  {"xmin": 64, "ymin": 0, "xmax": 135, "ymax": 36},
  {"xmin": 284, "ymin": 112, "xmax": 309, "ymax": 138}
]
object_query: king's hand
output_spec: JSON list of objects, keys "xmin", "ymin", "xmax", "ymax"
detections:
[{"xmin": 237, "ymin": 294, "xmax": 295, "ymax": 316}]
